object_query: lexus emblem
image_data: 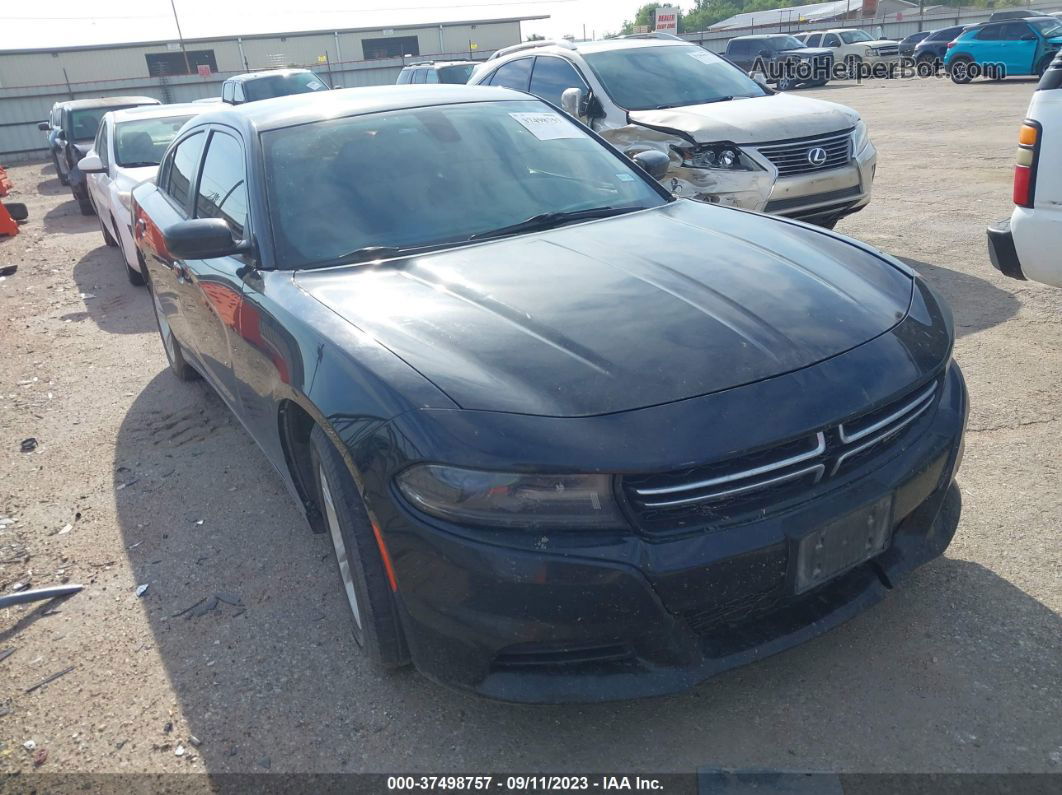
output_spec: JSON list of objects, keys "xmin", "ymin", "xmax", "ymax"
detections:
[{"xmin": 807, "ymin": 147, "xmax": 828, "ymax": 166}]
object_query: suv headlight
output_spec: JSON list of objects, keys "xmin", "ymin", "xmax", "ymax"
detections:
[
  {"xmin": 395, "ymin": 465, "xmax": 626, "ymax": 530},
  {"xmin": 852, "ymin": 119, "xmax": 870, "ymax": 153},
  {"xmin": 672, "ymin": 144, "xmax": 755, "ymax": 171}
]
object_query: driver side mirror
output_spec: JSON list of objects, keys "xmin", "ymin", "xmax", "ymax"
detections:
[
  {"xmin": 560, "ymin": 86, "xmax": 587, "ymax": 119},
  {"xmin": 1021, "ymin": 33, "xmax": 1038, "ymax": 41},
  {"xmin": 38, "ymin": 121, "xmax": 50, "ymax": 131},
  {"xmin": 78, "ymin": 154, "xmax": 105, "ymax": 174},
  {"xmin": 163, "ymin": 218, "xmax": 247, "ymax": 260},
  {"xmin": 632, "ymin": 150, "xmax": 670, "ymax": 181}
]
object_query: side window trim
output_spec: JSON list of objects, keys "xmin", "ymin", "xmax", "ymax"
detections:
[
  {"xmin": 195, "ymin": 126, "xmax": 251, "ymax": 242},
  {"xmin": 161, "ymin": 128, "xmax": 206, "ymax": 217}
]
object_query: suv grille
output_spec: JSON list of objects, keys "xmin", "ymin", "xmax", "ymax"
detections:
[
  {"xmin": 755, "ymin": 129, "xmax": 853, "ymax": 176},
  {"xmin": 622, "ymin": 379, "xmax": 940, "ymax": 536},
  {"xmin": 873, "ymin": 45, "xmax": 899, "ymax": 56}
]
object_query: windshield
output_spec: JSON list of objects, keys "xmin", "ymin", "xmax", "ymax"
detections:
[
  {"xmin": 114, "ymin": 115, "xmax": 196, "ymax": 167},
  {"xmin": 262, "ymin": 100, "xmax": 666, "ymax": 268},
  {"xmin": 927, "ymin": 27, "xmax": 963, "ymax": 41},
  {"xmin": 839, "ymin": 31, "xmax": 874, "ymax": 43},
  {"xmin": 768, "ymin": 36, "xmax": 807, "ymax": 50},
  {"xmin": 1030, "ymin": 18, "xmax": 1062, "ymax": 36},
  {"xmin": 583, "ymin": 46, "xmax": 767, "ymax": 111},
  {"xmin": 69, "ymin": 105, "xmax": 141, "ymax": 142},
  {"xmin": 438, "ymin": 64, "xmax": 475, "ymax": 84},
  {"xmin": 244, "ymin": 72, "xmax": 328, "ymax": 101}
]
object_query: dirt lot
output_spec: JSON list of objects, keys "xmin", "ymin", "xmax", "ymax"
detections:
[{"xmin": 1, "ymin": 75, "xmax": 1060, "ymax": 777}]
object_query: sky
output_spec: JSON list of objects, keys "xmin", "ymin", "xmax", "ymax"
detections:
[{"xmin": 1, "ymin": 1, "xmax": 690, "ymax": 50}]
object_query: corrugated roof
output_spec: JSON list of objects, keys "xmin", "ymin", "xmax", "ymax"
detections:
[{"xmin": 708, "ymin": 0, "xmax": 862, "ymax": 31}]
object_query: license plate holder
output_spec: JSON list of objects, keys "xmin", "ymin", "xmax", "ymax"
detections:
[{"xmin": 794, "ymin": 494, "xmax": 893, "ymax": 594}]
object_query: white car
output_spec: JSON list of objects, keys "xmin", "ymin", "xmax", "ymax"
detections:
[
  {"xmin": 987, "ymin": 52, "xmax": 1062, "ymax": 287},
  {"xmin": 800, "ymin": 29, "xmax": 900, "ymax": 75},
  {"xmin": 78, "ymin": 104, "xmax": 203, "ymax": 284},
  {"xmin": 469, "ymin": 37, "xmax": 877, "ymax": 228}
]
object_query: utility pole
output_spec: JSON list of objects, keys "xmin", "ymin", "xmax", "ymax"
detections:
[{"xmin": 169, "ymin": 0, "xmax": 193, "ymax": 76}]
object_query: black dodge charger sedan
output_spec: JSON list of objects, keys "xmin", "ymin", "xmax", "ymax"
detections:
[{"xmin": 132, "ymin": 85, "xmax": 967, "ymax": 703}]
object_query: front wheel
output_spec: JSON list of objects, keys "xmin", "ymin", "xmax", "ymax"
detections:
[
  {"xmin": 309, "ymin": 424, "xmax": 408, "ymax": 669},
  {"xmin": 99, "ymin": 213, "xmax": 118, "ymax": 247},
  {"xmin": 146, "ymin": 267, "xmax": 199, "ymax": 381}
]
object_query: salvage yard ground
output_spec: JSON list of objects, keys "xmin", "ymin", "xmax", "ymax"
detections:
[{"xmin": 0, "ymin": 76, "xmax": 1060, "ymax": 775}]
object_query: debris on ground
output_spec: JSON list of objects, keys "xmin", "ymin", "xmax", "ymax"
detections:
[
  {"xmin": 0, "ymin": 584, "xmax": 83, "ymax": 609},
  {"xmin": 19, "ymin": 438, "xmax": 37, "ymax": 453},
  {"xmin": 24, "ymin": 664, "xmax": 75, "ymax": 694},
  {"xmin": 135, "ymin": 584, "xmax": 149, "ymax": 598},
  {"xmin": 32, "ymin": 747, "xmax": 48, "ymax": 767},
  {"xmin": 215, "ymin": 592, "xmax": 242, "ymax": 606},
  {"xmin": 175, "ymin": 744, "xmax": 185, "ymax": 757},
  {"xmin": 22, "ymin": 740, "xmax": 35, "ymax": 752},
  {"xmin": 0, "ymin": 648, "xmax": 16, "ymax": 663},
  {"xmin": 57, "ymin": 523, "xmax": 72, "ymax": 535},
  {"xmin": 189, "ymin": 735, "xmax": 202, "ymax": 747},
  {"xmin": 0, "ymin": 265, "xmax": 17, "ymax": 277}
]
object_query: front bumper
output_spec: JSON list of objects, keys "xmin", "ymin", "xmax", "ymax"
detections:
[
  {"xmin": 380, "ymin": 363, "xmax": 967, "ymax": 703},
  {"xmin": 673, "ymin": 138, "xmax": 876, "ymax": 224}
]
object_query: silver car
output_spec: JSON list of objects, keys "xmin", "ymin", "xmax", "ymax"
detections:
[{"xmin": 469, "ymin": 38, "xmax": 877, "ymax": 228}]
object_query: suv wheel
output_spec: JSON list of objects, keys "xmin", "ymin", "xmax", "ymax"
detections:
[
  {"xmin": 949, "ymin": 56, "xmax": 973, "ymax": 84},
  {"xmin": 99, "ymin": 214, "xmax": 118, "ymax": 247}
]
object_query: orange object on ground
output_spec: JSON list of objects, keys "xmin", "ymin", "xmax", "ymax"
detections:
[{"xmin": 0, "ymin": 165, "xmax": 21, "ymax": 236}]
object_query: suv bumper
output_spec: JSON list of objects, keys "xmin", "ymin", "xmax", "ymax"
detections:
[
  {"xmin": 989, "ymin": 207, "xmax": 1062, "ymax": 288},
  {"xmin": 385, "ymin": 364, "xmax": 966, "ymax": 703}
]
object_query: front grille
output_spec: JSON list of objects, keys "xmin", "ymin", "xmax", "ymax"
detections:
[
  {"xmin": 492, "ymin": 642, "xmax": 633, "ymax": 670},
  {"xmin": 622, "ymin": 378, "xmax": 941, "ymax": 537},
  {"xmin": 873, "ymin": 45, "xmax": 899, "ymax": 56},
  {"xmin": 755, "ymin": 129, "xmax": 852, "ymax": 176}
]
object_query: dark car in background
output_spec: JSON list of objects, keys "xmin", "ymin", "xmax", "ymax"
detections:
[
  {"xmin": 725, "ymin": 34, "xmax": 833, "ymax": 88},
  {"xmin": 131, "ymin": 84, "xmax": 966, "ymax": 703},
  {"xmin": 898, "ymin": 30, "xmax": 933, "ymax": 58},
  {"xmin": 39, "ymin": 96, "xmax": 160, "ymax": 213},
  {"xmin": 912, "ymin": 25, "xmax": 969, "ymax": 69},
  {"xmin": 221, "ymin": 68, "xmax": 330, "ymax": 104},
  {"xmin": 396, "ymin": 60, "xmax": 478, "ymax": 84}
]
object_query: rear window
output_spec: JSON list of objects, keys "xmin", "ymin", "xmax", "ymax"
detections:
[
  {"xmin": 438, "ymin": 64, "xmax": 475, "ymax": 84},
  {"xmin": 244, "ymin": 73, "xmax": 328, "ymax": 101}
]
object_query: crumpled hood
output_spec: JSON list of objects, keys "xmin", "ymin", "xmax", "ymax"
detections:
[
  {"xmin": 628, "ymin": 93, "xmax": 859, "ymax": 145},
  {"xmin": 295, "ymin": 201, "xmax": 913, "ymax": 418},
  {"xmin": 861, "ymin": 39, "xmax": 899, "ymax": 49}
]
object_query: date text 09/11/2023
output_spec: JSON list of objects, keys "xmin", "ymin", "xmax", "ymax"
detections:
[{"xmin": 386, "ymin": 775, "xmax": 667, "ymax": 792}]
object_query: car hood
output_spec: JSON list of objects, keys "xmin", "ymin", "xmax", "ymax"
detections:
[
  {"xmin": 1049, "ymin": 35, "xmax": 1062, "ymax": 45},
  {"xmin": 295, "ymin": 202, "xmax": 913, "ymax": 418},
  {"xmin": 628, "ymin": 94, "xmax": 859, "ymax": 145},
  {"xmin": 863, "ymin": 39, "xmax": 898, "ymax": 48}
]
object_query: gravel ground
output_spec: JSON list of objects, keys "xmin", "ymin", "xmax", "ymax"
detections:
[{"xmin": 0, "ymin": 75, "xmax": 1060, "ymax": 777}]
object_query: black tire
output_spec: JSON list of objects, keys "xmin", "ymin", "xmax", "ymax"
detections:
[
  {"xmin": 76, "ymin": 188, "xmax": 95, "ymax": 216},
  {"xmin": 51, "ymin": 151, "xmax": 69, "ymax": 186},
  {"xmin": 127, "ymin": 260, "xmax": 146, "ymax": 287},
  {"xmin": 145, "ymin": 266, "xmax": 199, "ymax": 381},
  {"xmin": 949, "ymin": 56, "xmax": 973, "ymax": 84},
  {"xmin": 777, "ymin": 76, "xmax": 796, "ymax": 91},
  {"xmin": 813, "ymin": 215, "xmax": 840, "ymax": 230},
  {"xmin": 309, "ymin": 423, "xmax": 408, "ymax": 670},
  {"xmin": 1037, "ymin": 55, "xmax": 1053, "ymax": 78},
  {"xmin": 100, "ymin": 214, "xmax": 118, "ymax": 247}
]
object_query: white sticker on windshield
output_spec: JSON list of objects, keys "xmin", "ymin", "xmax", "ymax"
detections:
[
  {"xmin": 616, "ymin": 173, "xmax": 635, "ymax": 182},
  {"xmin": 688, "ymin": 50, "xmax": 717, "ymax": 65},
  {"xmin": 509, "ymin": 112, "xmax": 583, "ymax": 141},
  {"xmin": 306, "ymin": 80, "xmax": 325, "ymax": 90}
]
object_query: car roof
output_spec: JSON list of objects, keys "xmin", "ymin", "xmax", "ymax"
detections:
[
  {"xmin": 107, "ymin": 103, "xmax": 204, "ymax": 123},
  {"xmin": 571, "ymin": 38, "xmax": 691, "ymax": 55},
  {"xmin": 225, "ymin": 68, "xmax": 315, "ymax": 84},
  {"xmin": 58, "ymin": 96, "xmax": 160, "ymax": 110},
  {"xmin": 732, "ymin": 34, "xmax": 792, "ymax": 40},
  {"xmin": 403, "ymin": 60, "xmax": 477, "ymax": 68},
  {"xmin": 186, "ymin": 84, "xmax": 533, "ymax": 133}
]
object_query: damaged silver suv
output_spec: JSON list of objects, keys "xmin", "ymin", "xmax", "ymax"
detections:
[{"xmin": 469, "ymin": 37, "xmax": 877, "ymax": 228}]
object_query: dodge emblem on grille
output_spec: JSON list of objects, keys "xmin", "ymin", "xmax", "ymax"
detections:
[{"xmin": 807, "ymin": 147, "xmax": 828, "ymax": 166}]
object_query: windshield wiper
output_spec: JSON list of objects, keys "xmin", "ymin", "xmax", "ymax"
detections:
[
  {"xmin": 469, "ymin": 206, "xmax": 638, "ymax": 241},
  {"xmin": 118, "ymin": 161, "xmax": 158, "ymax": 168}
]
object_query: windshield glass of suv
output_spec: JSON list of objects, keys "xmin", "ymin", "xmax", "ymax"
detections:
[
  {"xmin": 769, "ymin": 36, "xmax": 806, "ymax": 50},
  {"xmin": 839, "ymin": 31, "xmax": 874, "ymax": 43},
  {"xmin": 1030, "ymin": 18, "xmax": 1062, "ymax": 36},
  {"xmin": 115, "ymin": 115, "xmax": 196, "ymax": 167},
  {"xmin": 438, "ymin": 64, "xmax": 474, "ymax": 84},
  {"xmin": 583, "ymin": 45, "xmax": 767, "ymax": 111},
  {"xmin": 244, "ymin": 72, "xmax": 327, "ymax": 101},
  {"xmin": 263, "ymin": 99, "xmax": 666, "ymax": 268}
]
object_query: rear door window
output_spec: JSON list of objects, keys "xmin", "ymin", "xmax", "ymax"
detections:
[
  {"xmin": 195, "ymin": 131, "xmax": 248, "ymax": 237},
  {"xmin": 805, "ymin": 34, "xmax": 822, "ymax": 46},
  {"xmin": 412, "ymin": 68, "xmax": 427, "ymax": 84},
  {"xmin": 489, "ymin": 58, "xmax": 533, "ymax": 90}
]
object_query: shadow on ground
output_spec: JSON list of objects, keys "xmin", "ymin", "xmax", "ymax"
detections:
[
  {"xmin": 42, "ymin": 199, "xmax": 95, "ymax": 235},
  {"xmin": 36, "ymin": 173, "xmax": 69, "ymax": 198},
  {"xmin": 66, "ymin": 245, "xmax": 154, "ymax": 334},
  {"xmin": 902, "ymin": 257, "xmax": 1020, "ymax": 338},
  {"xmin": 115, "ymin": 370, "xmax": 1062, "ymax": 773}
]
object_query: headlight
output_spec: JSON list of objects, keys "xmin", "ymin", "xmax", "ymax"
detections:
[
  {"xmin": 672, "ymin": 144, "xmax": 754, "ymax": 171},
  {"xmin": 852, "ymin": 119, "xmax": 870, "ymax": 153},
  {"xmin": 395, "ymin": 465, "xmax": 626, "ymax": 530},
  {"xmin": 864, "ymin": 46, "xmax": 874, "ymax": 57},
  {"xmin": 118, "ymin": 191, "xmax": 132, "ymax": 212}
]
